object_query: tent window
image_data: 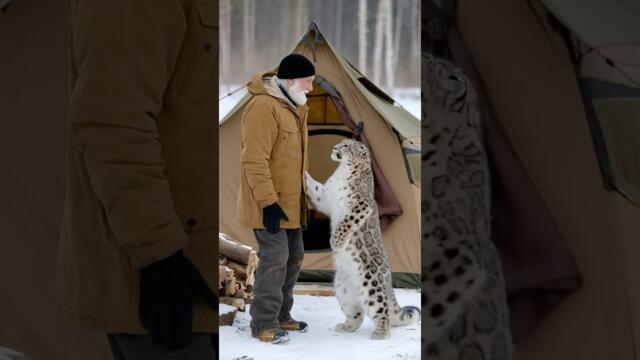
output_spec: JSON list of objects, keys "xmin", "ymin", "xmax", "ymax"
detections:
[
  {"xmin": 357, "ymin": 77, "xmax": 395, "ymax": 104},
  {"xmin": 592, "ymin": 98, "xmax": 640, "ymax": 198},
  {"xmin": 581, "ymin": 78, "xmax": 640, "ymax": 204},
  {"xmin": 402, "ymin": 147, "xmax": 421, "ymax": 186}
]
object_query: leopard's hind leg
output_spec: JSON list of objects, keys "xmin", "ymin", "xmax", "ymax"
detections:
[
  {"xmin": 362, "ymin": 271, "xmax": 391, "ymax": 340},
  {"xmin": 334, "ymin": 269, "xmax": 365, "ymax": 333}
]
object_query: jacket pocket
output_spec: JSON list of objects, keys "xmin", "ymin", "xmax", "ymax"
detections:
[
  {"xmin": 279, "ymin": 119, "xmax": 300, "ymax": 154},
  {"xmin": 171, "ymin": 187, "xmax": 217, "ymax": 233},
  {"xmin": 166, "ymin": 2, "xmax": 217, "ymax": 100}
]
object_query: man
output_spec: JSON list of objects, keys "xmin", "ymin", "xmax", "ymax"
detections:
[
  {"xmin": 56, "ymin": 1, "xmax": 218, "ymax": 358},
  {"xmin": 237, "ymin": 53, "xmax": 315, "ymax": 344}
]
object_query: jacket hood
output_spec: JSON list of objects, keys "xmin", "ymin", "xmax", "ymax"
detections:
[{"xmin": 247, "ymin": 71, "xmax": 298, "ymax": 109}]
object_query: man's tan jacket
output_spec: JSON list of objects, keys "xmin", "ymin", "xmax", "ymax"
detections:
[{"xmin": 236, "ymin": 71, "xmax": 309, "ymax": 229}]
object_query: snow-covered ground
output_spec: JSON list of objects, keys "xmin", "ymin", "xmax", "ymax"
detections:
[
  {"xmin": 219, "ymin": 84, "xmax": 421, "ymax": 121},
  {"xmin": 219, "ymin": 288, "xmax": 421, "ymax": 360}
]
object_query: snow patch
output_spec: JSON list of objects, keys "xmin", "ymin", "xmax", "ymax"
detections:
[
  {"xmin": 220, "ymin": 288, "xmax": 421, "ymax": 360},
  {"xmin": 219, "ymin": 303, "xmax": 236, "ymax": 315}
]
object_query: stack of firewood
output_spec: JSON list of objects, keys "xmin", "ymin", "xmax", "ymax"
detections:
[{"xmin": 218, "ymin": 233, "xmax": 258, "ymax": 325}]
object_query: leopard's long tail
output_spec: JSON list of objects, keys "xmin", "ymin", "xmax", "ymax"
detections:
[
  {"xmin": 385, "ymin": 270, "xmax": 420, "ymax": 327},
  {"xmin": 390, "ymin": 303, "xmax": 421, "ymax": 326}
]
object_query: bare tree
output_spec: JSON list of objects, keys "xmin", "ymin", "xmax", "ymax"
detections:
[
  {"xmin": 220, "ymin": 0, "xmax": 231, "ymax": 84},
  {"xmin": 335, "ymin": 0, "xmax": 344, "ymax": 51},
  {"xmin": 358, "ymin": 0, "xmax": 368, "ymax": 75},
  {"xmin": 243, "ymin": 0, "xmax": 256, "ymax": 79},
  {"xmin": 221, "ymin": 0, "xmax": 420, "ymax": 88},
  {"xmin": 279, "ymin": 0, "xmax": 291, "ymax": 52},
  {"xmin": 411, "ymin": 0, "xmax": 420, "ymax": 58},
  {"xmin": 372, "ymin": 0, "xmax": 385, "ymax": 85},
  {"xmin": 310, "ymin": 0, "xmax": 322, "ymax": 31},
  {"xmin": 383, "ymin": 0, "xmax": 394, "ymax": 93},
  {"xmin": 392, "ymin": 0, "xmax": 402, "ymax": 84},
  {"xmin": 294, "ymin": 0, "xmax": 308, "ymax": 42}
]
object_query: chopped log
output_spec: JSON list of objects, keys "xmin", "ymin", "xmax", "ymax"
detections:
[
  {"xmin": 233, "ymin": 287, "xmax": 245, "ymax": 299},
  {"xmin": 219, "ymin": 303, "xmax": 237, "ymax": 326},
  {"xmin": 218, "ymin": 266, "xmax": 226, "ymax": 290},
  {"xmin": 220, "ymin": 297, "xmax": 246, "ymax": 311},
  {"xmin": 230, "ymin": 280, "xmax": 246, "ymax": 299},
  {"xmin": 293, "ymin": 284, "xmax": 335, "ymax": 297},
  {"xmin": 219, "ymin": 233, "xmax": 255, "ymax": 264},
  {"xmin": 218, "ymin": 265, "xmax": 236, "ymax": 297},
  {"xmin": 219, "ymin": 311, "xmax": 236, "ymax": 326},
  {"xmin": 227, "ymin": 257, "xmax": 257, "ymax": 287},
  {"xmin": 218, "ymin": 264, "xmax": 233, "ymax": 283},
  {"xmin": 218, "ymin": 234, "xmax": 258, "ymax": 308}
]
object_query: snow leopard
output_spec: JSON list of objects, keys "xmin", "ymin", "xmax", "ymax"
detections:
[
  {"xmin": 304, "ymin": 139, "xmax": 421, "ymax": 340},
  {"xmin": 423, "ymin": 53, "xmax": 513, "ymax": 359}
]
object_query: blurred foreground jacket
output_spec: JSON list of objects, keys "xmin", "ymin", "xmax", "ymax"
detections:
[{"xmin": 56, "ymin": 0, "xmax": 219, "ymax": 333}]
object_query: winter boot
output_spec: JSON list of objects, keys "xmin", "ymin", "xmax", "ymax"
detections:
[
  {"xmin": 251, "ymin": 327, "xmax": 289, "ymax": 344},
  {"xmin": 279, "ymin": 319, "xmax": 309, "ymax": 333}
]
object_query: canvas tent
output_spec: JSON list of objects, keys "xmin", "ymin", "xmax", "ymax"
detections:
[
  {"xmin": 219, "ymin": 22, "xmax": 421, "ymax": 288},
  {"xmin": 425, "ymin": 0, "xmax": 640, "ymax": 358}
]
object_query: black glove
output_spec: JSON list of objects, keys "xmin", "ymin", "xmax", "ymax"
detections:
[
  {"xmin": 263, "ymin": 202, "xmax": 289, "ymax": 233},
  {"xmin": 139, "ymin": 250, "xmax": 217, "ymax": 350}
]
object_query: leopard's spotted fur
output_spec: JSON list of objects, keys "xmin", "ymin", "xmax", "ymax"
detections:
[
  {"xmin": 305, "ymin": 139, "xmax": 420, "ymax": 340},
  {"xmin": 423, "ymin": 54, "xmax": 513, "ymax": 359}
]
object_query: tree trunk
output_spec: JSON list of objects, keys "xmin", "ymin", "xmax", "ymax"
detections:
[
  {"xmin": 384, "ymin": 0, "xmax": 394, "ymax": 94},
  {"xmin": 295, "ymin": 0, "xmax": 307, "ymax": 42},
  {"xmin": 312, "ymin": 0, "xmax": 322, "ymax": 27},
  {"xmin": 243, "ymin": 0, "xmax": 255, "ymax": 78},
  {"xmin": 392, "ymin": 0, "xmax": 402, "ymax": 82},
  {"xmin": 411, "ymin": 0, "xmax": 420, "ymax": 58},
  {"xmin": 249, "ymin": 0, "xmax": 255, "ymax": 74},
  {"xmin": 336, "ymin": 0, "xmax": 344, "ymax": 51},
  {"xmin": 358, "ymin": 0, "xmax": 367, "ymax": 75},
  {"xmin": 372, "ymin": 0, "xmax": 385, "ymax": 85},
  {"xmin": 302, "ymin": 0, "xmax": 308, "ymax": 35},
  {"xmin": 219, "ymin": 0, "xmax": 231, "ymax": 84},
  {"xmin": 280, "ymin": 0, "xmax": 291, "ymax": 52}
]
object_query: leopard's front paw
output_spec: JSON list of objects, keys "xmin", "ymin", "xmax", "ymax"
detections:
[{"xmin": 334, "ymin": 323, "xmax": 357, "ymax": 333}]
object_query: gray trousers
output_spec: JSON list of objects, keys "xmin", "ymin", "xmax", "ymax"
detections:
[
  {"xmin": 107, "ymin": 333, "xmax": 217, "ymax": 360},
  {"xmin": 250, "ymin": 228, "xmax": 304, "ymax": 331}
]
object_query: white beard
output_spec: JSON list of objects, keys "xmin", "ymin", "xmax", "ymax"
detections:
[{"xmin": 288, "ymin": 82, "xmax": 308, "ymax": 105}]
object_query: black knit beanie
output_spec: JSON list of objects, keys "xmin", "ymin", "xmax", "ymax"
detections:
[{"xmin": 276, "ymin": 54, "xmax": 316, "ymax": 79}]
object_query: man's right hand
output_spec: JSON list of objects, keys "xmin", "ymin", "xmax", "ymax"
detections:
[
  {"xmin": 263, "ymin": 203, "xmax": 289, "ymax": 233},
  {"xmin": 139, "ymin": 250, "xmax": 217, "ymax": 350}
]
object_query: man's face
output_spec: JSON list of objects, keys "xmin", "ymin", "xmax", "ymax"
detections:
[{"xmin": 287, "ymin": 75, "xmax": 314, "ymax": 93}]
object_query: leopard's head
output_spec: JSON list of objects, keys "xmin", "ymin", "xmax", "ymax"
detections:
[{"xmin": 331, "ymin": 139, "xmax": 370, "ymax": 164}]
